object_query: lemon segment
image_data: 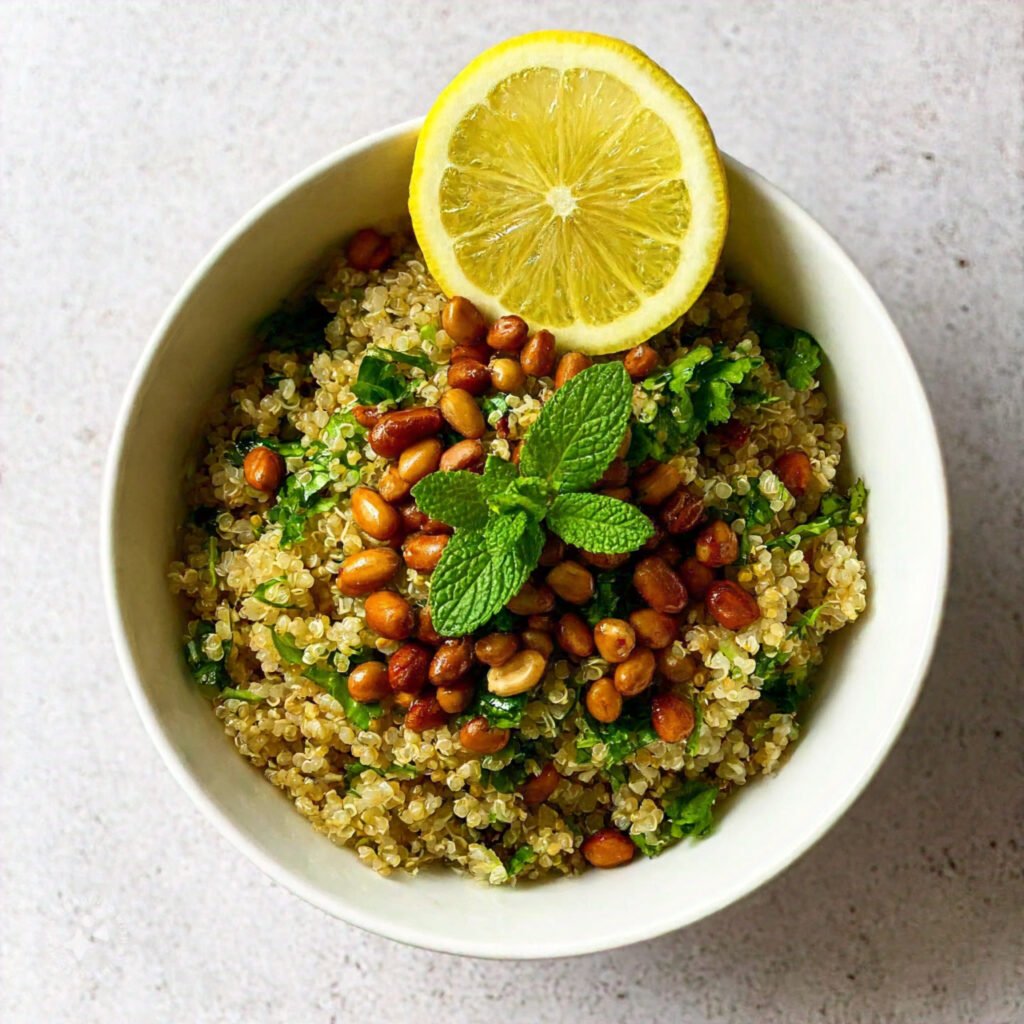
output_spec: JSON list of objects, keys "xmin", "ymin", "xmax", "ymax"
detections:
[{"xmin": 410, "ymin": 31, "xmax": 728, "ymax": 354}]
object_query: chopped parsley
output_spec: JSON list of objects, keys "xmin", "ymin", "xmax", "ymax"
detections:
[
  {"xmin": 183, "ymin": 622, "xmax": 232, "ymax": 695},
  {"xmin": 576, "ymin": 703, "xmax": 658, "ymax": 766},
  {"xmin": 766, "ymin": 479, "xmax": 866, "ymax": 550},
  {"xmin": 757, "ymin": 319, "xmax": 824, "ymax": 390},
  {"xmin": 632, "ymin": 780, "xmax": 719, "ymax": 856},
  {"xmin": 256, "ymin": 295, "xmax": 333, "ymax": 353},
  {"xmin": 352, "ymin": 346, "xmax": 432, "ymax": 406}
]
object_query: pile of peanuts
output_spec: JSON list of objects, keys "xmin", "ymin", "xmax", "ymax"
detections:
[{"xmin": 240, "ymin": 229, "xmax": 817, "ymax": 868}]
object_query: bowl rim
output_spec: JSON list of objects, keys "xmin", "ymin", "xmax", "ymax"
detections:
[{"xmin": 101, "ymin": 116, "xmax": 950, "ymax": 959}]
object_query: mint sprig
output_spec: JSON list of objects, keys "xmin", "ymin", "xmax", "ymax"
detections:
[{"xmin": 412, "ymin": 363, "xmax": 654, "ymax": 636}]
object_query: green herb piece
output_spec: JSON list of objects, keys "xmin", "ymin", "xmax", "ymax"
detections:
[
  {"xmin": 472, "ymin": 689, "xmax": 529, "ymax": 729},
  {"xmin": 766, "ymin": 479, "xmax": 867, "ymax": 550},
  {"xmin": 352, "ymin": 346, "xmax": 432, "ymax": 405},
  {"xmin": 507, "ymin": 845, "xmax": 537, "ymax": 877},
  {"xmin": 206, "ymin": 535, "xmax": 218, "ymax": 588},
  {"xmin": 304, "ymin": 664, "xmax": 382, "ymax": 730},
  {"xmin": 685, "ymin": 700, "xmax": 704, "ymax": 756},
  {"xmin": 546, "ymin": 493, "xmax": 653, "ymax": 553},
  {"xmin": 271, "ymin": 629, "xmax": 306, "ymax": 665},
  {"xmin": 484, "ymin": 510, "xmax": 528, "ymax": 554},
  {"xmin": 576, "ymin": 704, "xmax": 657, "ymax": 766},
  {"xmin": 412, "ymin": 471, "xmax": 489, "ymax": 530},
  {"xmin": 520, "ymin": 362, "xmax": 633, "ymax": 490},
  {"xmin": 428, "ymin": 522, "xmax": 544, "ymax": 636},
  {"xmin": 582, "ymin": 568, "xmax": 630, "ymax": 626},
  {"xmin": 479, "ymin": 607, "xmax": 523, "ymax": 635},
  {"xmin": 345, "ymin": 762, "xmax": 420, "ymax": 785},
  {"xmin": 251, "ymin": 576, "xmax": 298, "ymax": 608},
  {"xmin": 256, "ymin": 295, "xmax": 333, "ymax": 352},
  {"xmin": 221, "ymin": 687, "xmax": 261, "ymax": 703},
  {"xmin": 759, "ymin": 663, "xmax": 813, "ymax": 713},
  {"xmin": 189, "ymin": 505, "xmax": 220, "ymax": 532},
  {"xmin": 480, "ymin": 393, "xmax": 511, "ymax": 427},
  {"xmin": 419, "ymin": 323, "xmax": 437, "ymax": 342},
  {"xmin": 631, "ymin": 780, "xmax": 719, "ymax": 857},
  {"xmin": 758, "ymin": 320, "xmax": 823, "ymax": 390},
  {"xmin": 789, "ymin": 605, "xmax": 825, "ymax": 639},
  {"xmin": 482, "ymin": 454, "xmax": 519, "ymax": 493},
  {"xmin": 226, "ymin": 429, "xmax": 306, "ymax": 466},
  {"xmin": 183, "ymin": 622, "xmax": 232, "ymax": 695}
]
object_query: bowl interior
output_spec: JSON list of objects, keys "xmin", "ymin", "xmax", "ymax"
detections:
[{"xmin": 104, "ymin": 122, "xmax": 948, "ymax": 958}]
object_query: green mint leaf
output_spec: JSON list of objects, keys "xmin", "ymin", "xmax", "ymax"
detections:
[
  {"xmin": 484, "ymin": 511, "xmax": 527, "ymax": 554},
  {"xmin": 411, "ymin": 471, "xmax": 488, "ymax": 529},
  {"xmin": 472, "ymin": 688, "xmax": 529, "ymax": 729},
  {"xmin": 428, "ymin": 520, "xmax": 544, "ymax": 635},
  {"xmin": 546, "ymin": 493, "xmax": 654, "ymax": 553},
  {"xmin": 352, "ymin": 353, "xmax": 410, "ymax": 405},
  {"xmin": 489, "ymin": 476, "xmax": 551, "ymax": 520},
  {"xmin": 519, "ymin": 362, "xmax": 632, "ymax": 491},
  {"xmin": 304, "ymin": 664, "xmax": 382, "ymax": 729},
  {"xmin": 482, "ymin": 454, "xmax": 519, "ymax": 493},
  {"xmin": 366, "ymin": 345, "xmax": 432, "ymax": 373}
]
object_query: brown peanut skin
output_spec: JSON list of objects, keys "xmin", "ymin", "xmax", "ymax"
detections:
[
  {"xmin": 520, "ymin": 762, "xmax": 560, "ymax": 805},
  {"xmin": 635, "ymin": 463, "xmax": 682, "ymax": 505},
  {"xmin": 581, "ymin": 828, "xmax": 635, "ymax": 868},
  {"xmin": 490, "ymin": 358, "xmax": 526, "ymax": 393},
  {"xmin": 546, "ymin": 561, "xmax": 594, "ymax": 605},
  {"xmin": 364, "ymin": 591, "xmax": 415, "ymax": 640},
  {"xmin": 586, "ymin": 677, "xmax": 623, "ymax": 723},
  {"xmin": 428, "ymin": 637, "xmax": 474, "ymax": 686},
  {"xmin": 347, "ymin": 661, "xmax": 390, "ymax": 702},
  {"xmin": 580, "ymin": 549, "xmax": 631, "ymax": 570},
  {"xmin": 458, "ymin": 716, "xmax": 510, "ymax": 754},
  {"xmin": 679, "ymin": 556, "xmax": 715, "ymax": 600},
  {"xmin": 657, "ymin": 646, "xmax": 697, "ymax": 684},
  {"xmin": 593, "ymin": 618, "xmax": 636, "ymax": 663},
  {"xmin": 404, "ymin": 694, "xmax": 448, "ymax": 732},
  {"xmin": 377, "ymin": 464, "xmax": 412, "ymax": 502},
  {"xmin": 474, "ymin": 632, "xmax": 519, "ymax": 667},
  {"xmin": 629, "ymin": 608, "xmax": 678, "ymax": 649},
  {"xmin": 521, "ymin": 629, "xmax": 554, "ymax": 659},
  {"xmin": 243, "ymin": 446, "xmax": 285, "ymax": 493},
  {"xmin": 659, "ymin": 489, "xmax": 706, "ymax": 535},
  {"xmin": 623, "ymin": 343, "xmax": 659, "ymax": 379},
  {"xmin": 451, "ymin": 339, "xmax": 491, "ymax": 364},
  {"xmin": 556, "ymin": 613, "xmax": 594, "ymax": 659},
  {"xmin": 776, "ymin": 450, "xmax": 813, "ymax": 496},
  {"xmin": 369, "ymin": 407, "xmax": 443, "ymax": 459},
  {"xmin": 633, "ymin": 556, "xmax": 688, "ymax": 614},
  {"xmin": 447, "ymin": 358, "xmax": 491, "ymax": 396},
  {"xmin": 599, "ymin": 459, "xmax": 630, "ymax": 487},
  {"xmin": 387, "ymin": 643, "xmax": 432, "ymax": 694},
  {"xmin": 416, "ymin": 606, "xmax": 443, "ymax": 645},
  {"xmin": 695, "ymin": 520, "xmax": 740, "ymax": 567},
  {"xmin": 441, "ymin": 296, "xmax": 487, "ymax": 345},
  {"xmin": 439, "ymin": 438, "xmax": 485, "ymax": 472},
  {"xmin": 520, "ymin": 329, "xmax": 556, "ymax": 377},
  {"xmin": 398, "ymin": 501, "xmax": 451, "ymax": 535},
  {"xmin": 486, "ymin": 314, "xmax": 529, "ymax": 352},
  {"xmin": 538, "ymin": 534, "xmax": 566, "ymax": 567},
  {"xmin": 613, "ymin": 646, "xmax": 656, "ymax": 697},
  {"xmin": 402, "ymin": 532, "xmax": 449, "ymax": 572},
  {"xmin": 439, "ymin": 388, "xmax": 485, "ymax": 439},
  {"xmin": 350, "ymin": 486, "xmax": 401, "ymax": 541},
  {"xmin": 346, "ymin": 228, "xmax": 391, "ymax": 271},
  {"xmin": 554, "ymin": 352, "xmax": 592, "ymax": 389},
  {"xmin": 507, "ymin": 582, "xmax": 555, "ymax": 615},
  {"xmin": 651, "ymin": 693, "xmax": 696, "ymax": 743},
  {"xmin": 705, "ymin": 580, "xmax": 760, "ymax": 630},
  {"xmin": 353, "ymin": 404, "xmax": 383, "ymax": 429},
  {"xmin": 337, "ymin": 548, "xmax": 401, "ymax": 596},
  {"xmin": 436, "ymin": 681, "xmax": 474, "ymax": 714},
  {"xmin": 397, "ymin": 438, "xmax": 442, "ymax": 484}
]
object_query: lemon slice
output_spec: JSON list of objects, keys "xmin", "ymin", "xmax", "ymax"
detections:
[{"xmin": 410, "ymin": 31, "xmax": 728, "ymax": 354}]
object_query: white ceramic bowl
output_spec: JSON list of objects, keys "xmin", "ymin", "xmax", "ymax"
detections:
[{"xmin": 103, "ymin": 119, "xmax": 949, "ymax": 958}]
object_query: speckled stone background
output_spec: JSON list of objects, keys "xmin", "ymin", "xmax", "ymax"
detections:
[{"xmin": 2, "ymin": 1, "xmax": 1022, "ymax": 1021}]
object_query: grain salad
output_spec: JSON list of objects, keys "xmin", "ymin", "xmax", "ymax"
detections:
[{"xmin": 168, "ymin": 226, "xmax": 867, "ymax": 884}]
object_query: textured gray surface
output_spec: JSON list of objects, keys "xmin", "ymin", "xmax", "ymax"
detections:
[{"xmin": 2, "ymin": 1, "xmax": 1022, "ymax": 1021}]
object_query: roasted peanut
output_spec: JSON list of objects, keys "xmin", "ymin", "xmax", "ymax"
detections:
[
  {"xmin": 337, "ymin": 547, "xmax": 401, "ymax": 596},
  {"xmin": 402, "ymin": 532, "xmax": 449, "ymax": 572},
  {"xmin": 635, "ymin": 462, "xmax": 682, "ymax": 505},
  {"xmin": 347, "ymin": 661, "xmax": 389, "ymax": 703},
  {"xmin": 404, "ymin": 694, "xmax": 447, "ymax": 732},
  {"xmin": 643, "ymin": 517, "xmax": 666, "ymax": 550},
  {"xmin": 651, "ymin": 693, "xmax": 696, "ymax": 743},
  {"xmin": 519, "ymin": 763, "xmax": 560, "ymax": 805},
  {"xmin": 459, "ymin": 716, "xmax": 510, "ymax": 754},
  {"xmin": 554, "ymin": 351, "xmax": 591, "ymax": 389},
  {"xmin": 598, "ymin": 459, "xmax": 630, "ymax": 488},
  {"xmin": 392, "ymin": 690, "xmax": 415, "ymax": 710},
  {"xmin": 428, "ymin": 637, "xmax": 474, "ymax": 686},
  {"xmin": 486, "ymin": 314, "xmax": 529, "ymax": 352},
  {"xmin": 243, "ymin": 446, "xmax": 285, "ymax": 493},
  {"xmin": 613, "ymin": 646, "xmax": 656, "ymax": 697},
  {"xmin": 507, "ymin": 582, "xmax": 555, "ymax": 616},
  {"xmin": 487, "ymin": 649, "xmax": 547, "ymax": 696},
  {"xmin": 705, "ymin": 580, "xmax": 760, "ymax": 630},
  {"xmin": 586, "ymin": 676, "xmax": 623, "ymax": 723},
  {"xmin": 695, "ymin": 520, "xmax": 739, "ymax": 567},
  {"xmin": 616, "ymin": 426, "xmax": 632, "ymax": 460},
  {"xmin": 555, "ymin": 612, "xmax": 594, "ymax": 659},
  {"xmin": 447, "ymin": 358, "xmax": 491, "ymax": 396},
  {"xmin": 416, "ymin": 606, "xmax": 442, "ymax": 645},
  {"xmin": 451, "ymin": 339, "xmax": 491, "ymax": 364},
  {"xmin": 439, "ymin": 388, "xmax": 485, "ymax": 439},
  {"xmin": 593, "ymin": 618, "xmax": 636, "ymax": 663},
  {"xmin": 538, "ymin": 534, "xmax": 566, "ymax": 567},
  {"xmin": 435, "ymin": 681, "xmax": 474, "ymax": 714},
  {"xmin": 397, "ymin": 438, "xmax": 442, "ymax": 484},
  {"xmin": 776, "ymin": 449, "xmax": 813, "ymax": 496},
  {"xmin": 600, "ymin": 486, "xmax": 632, "ymax": 501},
  {"xmin": 474, "ymin": 632, "xmax": 520, "ymax": 667},
  {"xmin": 527, "ymin": 614, "xmax": 554, "ymax": 632},
  {"xmin": 580, "ymin": 549, "xmax": 631, "ymax": 570},
  {"xmin": 659, "ymin": 489, "xmax": 705, "ymax": 535},
  {"xmin": 439, "ymin": 438, "xmax": 485, "ymax": 473},
  {"xmin": 398, "ymin": 501, "xmax": 450, "ymax": 535},
  {"xmin": 369, "ymin": 407, "xmax": 443, "ymax": 458},
  {"xmin": 657, "ymin": 645, "xmax": 697, "ymax": 684},
  {"xmin": 346, "ymin": 227, "xmax": 391, "ymax": 271},
  {"xmin": 633, "ymin": 556, "xmax": 688, "ymax": 613},
  {"xmin": 520, "ymin": 329, "xmax": 556, "ymax": 377},
  {"xmin": 629, "ymin": 608, "xmax": 677, "ymax": 649},
  {"xmin": 546, "ymin": 561, "xmax": 594, "ymax": 605},
  {"xmin": 490, "ymin": 357, "xmax": 526, "ymax": 393},
  {"xmin": 623, "ymin": 343, "xmax": 658, "ymax": 379},
  {"xmin": 679, "ymin": 556, "xmax": 715, "ymax": 600},
  {"xmin": 387, "ymin": 642, "xmax": 432, "ymax": 693},
  {"xmin": 655, "ymin": 540, "xmax": 682, "ymax": 566},
  {"xmin": 377, "ymin": 464, "xmax": 412, "ymax": 502},
  {"xmin": 441, "ymin": 295, "xmax": 486, "ymax": 345},
  {"xmin": 581, "ymin": 828, "xmax": 634, "ymax": 868},
  {"xmin": 717, "ymin": 419, "xmax": 751, "ymax": 451},
  {"xmin": 364, "ymin": 591, "xmax": 415, "ymax": 640},
  {"xmin": 350, "ymin": 486, "xmax": 401, "ymax": 541},
  {"xmin": 521, "ymin": 629, "xmax": 554, "ymax": 659},
  {"xmin": 352, "ymin": 404, "xmax": 382, "ymax": 429}
]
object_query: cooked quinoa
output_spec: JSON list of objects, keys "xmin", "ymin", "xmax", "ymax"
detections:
[{"xmin": 168, "ymin": 228, "xmax": 867, "ymax": 884}]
